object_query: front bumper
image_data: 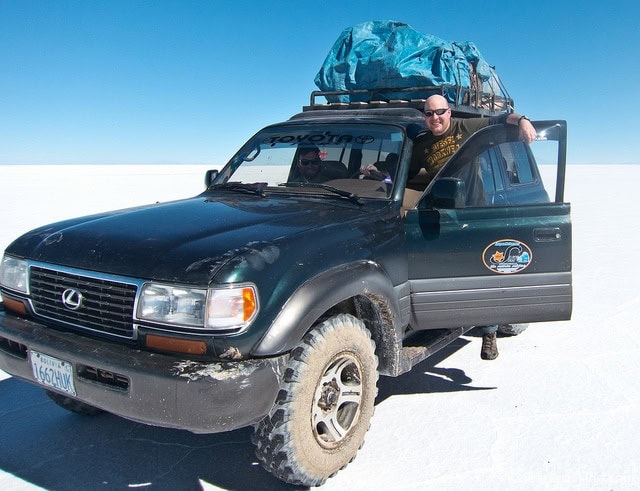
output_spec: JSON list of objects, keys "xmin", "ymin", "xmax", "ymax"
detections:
[{"xmin": 0, "ymin": 306, "xmax": 287, "ymax": 434}]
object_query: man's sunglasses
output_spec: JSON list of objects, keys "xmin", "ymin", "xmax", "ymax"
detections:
[
  {"xmin": 300, "ymin": 158, "xmax": 321, "ymax": 166},
  {"xmin": 424, "ymin": 108, "xmax": 449, "ymax": 117}
]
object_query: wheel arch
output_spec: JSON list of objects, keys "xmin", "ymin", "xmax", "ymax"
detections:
[{"xmin": 251, "ymin": 260, "xmax": 404, "ymax": 374}]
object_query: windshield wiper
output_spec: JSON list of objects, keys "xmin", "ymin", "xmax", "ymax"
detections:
[
  {"xmin": 279, "ymin": 182, "xmax": 362, "ymax": 205},
  {"xmin": 210, "ymin": 182, "xmax": 268, "ymax": 196}
]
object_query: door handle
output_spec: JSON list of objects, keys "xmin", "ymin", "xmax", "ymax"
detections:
[{"xmin": 534, "ymin": 227, "xmax": 562, "ymax": 242}]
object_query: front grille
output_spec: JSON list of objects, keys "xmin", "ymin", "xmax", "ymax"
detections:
[{"xmin": 29, "ymin": 266, "xmax": 138, "ymax": 338}]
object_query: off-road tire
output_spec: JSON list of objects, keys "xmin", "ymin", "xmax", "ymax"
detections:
[
  {"xmin": 45, "ymin": 390, "xmax": 104, "ymax": 416},
  {"xmin": 253, "ymin": 314, "xmax": 378, "ymax": 486}
]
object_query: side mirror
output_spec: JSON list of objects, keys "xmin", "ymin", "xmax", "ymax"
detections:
[
  {"xmin": 430, "ymin": 177, "xmax": 466, "ymax": 209},
  {"xmin": 204, "ymin": 169, "xmax": 219, "ymax": 188}
]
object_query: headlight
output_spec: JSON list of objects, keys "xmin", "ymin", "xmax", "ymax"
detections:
[
  {"xmin": 137, "ymin": 282, "xmax": 258, "ymax": 331},
  {"xmin": 137, "ymin": 283, "xmax": 207, "ymax": 327},
  {"xmin": 0, "ymin": 255, "xmax": 28, "ymax": 294}
]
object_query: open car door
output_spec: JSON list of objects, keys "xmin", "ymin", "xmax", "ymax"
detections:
[{"xmin": 404, "ymin": 121, "xmax": 572, "ymax": 329}]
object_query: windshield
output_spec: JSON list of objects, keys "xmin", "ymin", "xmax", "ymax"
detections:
[{"xmin": 214, "ymin": 123, "xmax": 405, "ymax": 199}]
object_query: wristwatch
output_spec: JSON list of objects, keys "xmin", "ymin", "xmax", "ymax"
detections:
[{"xmin": 518, "ymin": 115, "xmax": 530, "ymax": 125}]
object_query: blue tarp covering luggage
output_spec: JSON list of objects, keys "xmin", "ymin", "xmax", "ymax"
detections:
[{"xmin": 314, "ymin": 20, "xmax": 500, "ymax": 104}]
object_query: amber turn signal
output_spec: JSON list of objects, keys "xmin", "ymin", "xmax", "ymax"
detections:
[
  {"xmin": 1, "ymin": 296, "xmax": 27, "ymax": 316},
  {"xmin": 145, "ymin": 334, "xmax": 207, "ymax": 355}
]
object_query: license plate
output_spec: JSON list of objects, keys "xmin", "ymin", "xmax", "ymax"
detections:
[{"xmin": 30, "ymin": 350, "xmax": 76, "ymax": 396}]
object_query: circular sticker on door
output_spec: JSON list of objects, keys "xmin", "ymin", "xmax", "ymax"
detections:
[{"xmin": 482, "ymin": 239, "xmax": 533, "ymax": 274}]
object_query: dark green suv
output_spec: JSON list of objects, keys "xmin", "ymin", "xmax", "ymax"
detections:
[{"xmin": 0, "ymin": 91, "xmax": 571, "ymax": 486}]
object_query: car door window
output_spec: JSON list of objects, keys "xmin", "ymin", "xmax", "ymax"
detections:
[
  {"xmin": 429, "ymin": 124, "xmax": 557, "ymax": 207},
  {"xmin": 497, "ymin": 142, "xmax": 535, "ymax": 185}
]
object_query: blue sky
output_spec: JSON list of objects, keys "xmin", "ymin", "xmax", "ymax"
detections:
[{"xmin": 1, "ymin": 0, "xmax": 638, "ymax": 165}]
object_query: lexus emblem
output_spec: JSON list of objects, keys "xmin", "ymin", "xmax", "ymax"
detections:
[{"xmin": 61, "ymin": 288, "xmax": 84, "ymax": 310}]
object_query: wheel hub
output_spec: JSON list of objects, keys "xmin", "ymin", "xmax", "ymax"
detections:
[{"xmin": 318, "ymin": 378, "xmax": 341, "ymax": 411}]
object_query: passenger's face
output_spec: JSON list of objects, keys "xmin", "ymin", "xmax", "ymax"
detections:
[
  {"xmin": 424, "ymin": 96, "xmax": 451, "ymax": 136},
  {"xmin": 298, "ymin": 151, "xmax": 321, "ymax": 179}
]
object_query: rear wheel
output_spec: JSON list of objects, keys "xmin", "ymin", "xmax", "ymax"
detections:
[
  {"xmin": 253, "ymin": 314, "xmax": 378, "ymax": 486},
  {"xmin": 46, "ymin": 390, "xmax": 104, "ymax": 416}
]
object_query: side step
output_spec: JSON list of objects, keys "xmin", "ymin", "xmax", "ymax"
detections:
[{"xmin": 396, "ymin": 327, "xmax": 473, "ymax": 375}]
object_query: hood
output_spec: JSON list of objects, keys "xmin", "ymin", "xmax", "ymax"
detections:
[{"xmin": 6, "ymin": 192, "xmax": 372, "ymax": 284}]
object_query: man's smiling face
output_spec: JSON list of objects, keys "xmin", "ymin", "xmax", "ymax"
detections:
[{"xmin": 424, "ymin": 94, "xmax": 451, "ymax": 136}]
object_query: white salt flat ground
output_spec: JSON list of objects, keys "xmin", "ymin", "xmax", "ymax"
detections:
[{"xmin": 0, "ymin": 164, "xmax": 639, "ymax": 490}]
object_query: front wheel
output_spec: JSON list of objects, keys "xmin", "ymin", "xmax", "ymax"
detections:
[{"xmin": 253, "ymin": 314, "xmax": 378, "ymax": 486}]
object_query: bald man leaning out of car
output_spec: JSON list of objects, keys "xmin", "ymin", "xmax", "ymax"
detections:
[
  {"xmin": 409, "ymin": 94, "xmax": 537, "ymax": 361},
  {"xmin": 409, "ymin": 94, "xmax": 537, "ymax": 184}
]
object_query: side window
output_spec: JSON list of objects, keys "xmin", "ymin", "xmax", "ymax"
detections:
[
  {"xmin": 428, "ymin": 123, "xmax": 559, "ymax": 208},
  {"xmin": 479, "ymin": 153, "xmax": 495, "ymax": 195},
  {"xmin": 487, "ymin": 150, "xmax": 505, "ymax": 192},
  {"xmin": 497, "ymin": 142, "xmax": 535, "ymax": 185}
]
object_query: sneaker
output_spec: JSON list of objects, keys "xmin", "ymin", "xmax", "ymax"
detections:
[{"xmin": 481, "ymin": 332, "xmax": 499, "ymax": 360}]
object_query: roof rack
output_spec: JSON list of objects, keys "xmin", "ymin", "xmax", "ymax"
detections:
[{"xmin": 304, "ymin": 81, "xmax": 514, "ymax": 118}]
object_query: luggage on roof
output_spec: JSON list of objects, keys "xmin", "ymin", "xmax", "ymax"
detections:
[{"xmin": 314, "ymin": 20, "xmax": 512, "ymax": 112}]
